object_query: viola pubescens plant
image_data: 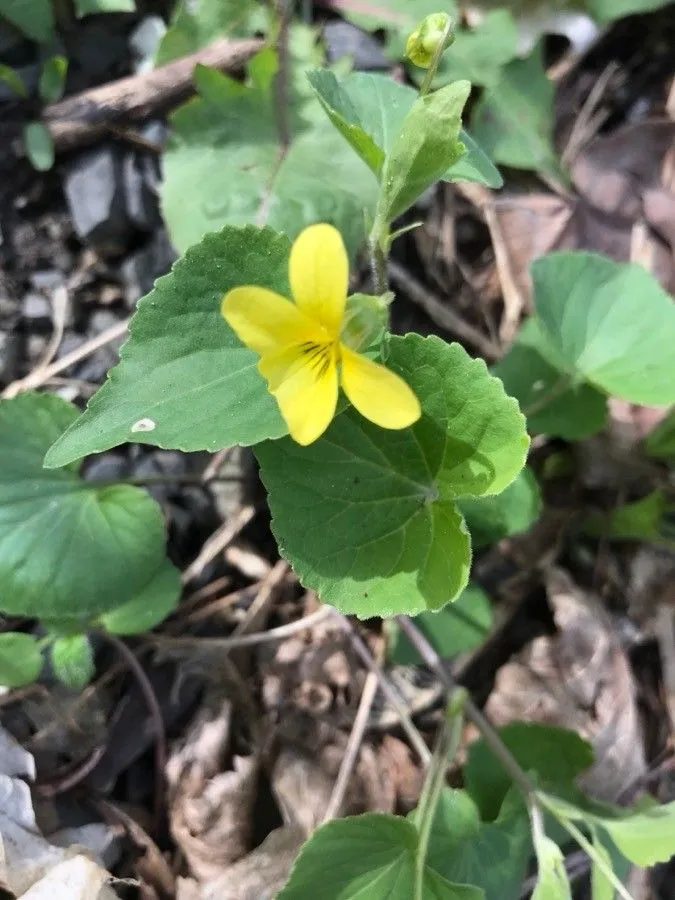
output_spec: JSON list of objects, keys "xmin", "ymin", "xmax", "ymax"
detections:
[{"xmin": 3, "ymin": 10, "xmax": 675, "ymax": 900}]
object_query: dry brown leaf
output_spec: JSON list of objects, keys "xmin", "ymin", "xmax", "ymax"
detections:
[
  {"xmin": 166, "ymin": 694, "xmax": 258, "ymax": 881},
  {"xmin": 179, "ymin": 826, "xmax": 305, "ymax": 900},
  {"xmin": 485, "ymin": 568, "xmax": 646, "ymax": 802}
]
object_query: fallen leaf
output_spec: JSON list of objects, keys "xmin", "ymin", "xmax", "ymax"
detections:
[{"xmin": 485, "ymin": 568, "xmax": 646, "ymax": 802}]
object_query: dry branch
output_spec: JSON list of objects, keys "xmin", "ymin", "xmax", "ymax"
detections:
[{"xmin": 43, "ymin": 37, "xmax": 265, "ymax": 153}]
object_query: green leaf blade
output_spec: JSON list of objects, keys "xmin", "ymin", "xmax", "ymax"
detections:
[
  {"xmin": 45, "ymin": 225, "xmax": 290, "ymax": 468},
  {"xmin": 99, "ymin": 559, "xmax": 181, "ymax": 634},
  {"xmin": 0, "ymin": 633, "xmax": 43, "ymax": 688},
  {"xmin": 50, "ymin": 634, "xmax": 94, "ymax": 690}
]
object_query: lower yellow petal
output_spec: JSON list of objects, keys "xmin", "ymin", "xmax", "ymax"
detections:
[
  {"xmin": 289, "ymin": 224, "xmax": 348, "ymax": 336},
  {"xmin": 259, "ymin": 344, "xmax": 339, "ymax": 445},
  {"xmin": 221, "ymin": 286, "xmax": 320, "ymax": 355},
  {"xmin": 340, "ymin": 346, "xmax": 421, "ymax": 430}
]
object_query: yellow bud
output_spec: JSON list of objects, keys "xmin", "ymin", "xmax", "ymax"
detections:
[{"xmin": 405, "ymin": 12, "xmax": 454, "ymax": 69}]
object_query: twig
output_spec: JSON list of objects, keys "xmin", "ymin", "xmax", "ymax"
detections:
[
  {"xmin": 42, "ymin": 38, "xmax": 264, "ymax": 153},
  {"xmin": 181, "ymin": 505, "xmax": 256, "ymax": 584},
  {"xmin": 273, "ymin": 0, "xmax": 292, "ymax": 150},
  {"xmin": 100, "ymin": 632, "xmax": 167, "ymax": 832},
  {"xmin": 388, "ymin": 259, "xmax": 501, "ymax": 361},
  {"xmin": 34, "ymin": 744, "xmax": 107, "ymax": 797},
  {"xmin": 2, "ymin": 317, "xmax": 129, "ymax": 398},
  {"xmin": 335, "ymin": 612, "xmax": 432, "ymax": 766},
  {"xmin": 323, "ymin": 669, "xmax": 380, "ymax": 822},
  {"xmin": 151, "ymin": 605, "xmax": 333, "ymax": 650}
]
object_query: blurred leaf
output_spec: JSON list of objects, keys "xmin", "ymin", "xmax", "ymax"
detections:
[
  {"xmin": 587, "ymin": 0, "xmax": 673, "ymax": 22},
  {"xmin": 257, "ymin": 335, "xmax": 529, "ymax": 619},
  {"xmin": 0, "ymin": 0, "xmax": 54, "ymax": 42},
  {"xmin": 74, "ymin": 0, "xmax": 135, "ymax": 15},
  {"xmin": 458, "ymin": 467, "xmax": 542, "ymax": 548},
  {"xmin": 0, "ymin": 633, "xmax": 43, "ymax": 688},
  {"xmin": 162, "ymin": 32, "xmax": 378, "ymax": 256},
  {"xmin": 308, "ymin": 69, "xmax": 503, "ymax": 187},
  {"xmin": 156, "ymin": 0, "xmax": 264, "ymax": 67},
  {"xmin": 1, "ymin": 393, "xmax": 168, "ymax": 618},
  {"xmin": 377, "ymin": 80, "xmax": 470, "ymax": 222},
  {"xmin": 45, "ymin": 226, "xmax": 289, "ymax": 467},
  {"xmin": 533, "ymin": 252, "xmax": 675, "ymax": 406},
  {"xmin": 50, "ymin": 634, "xmax": 94, "ymax": 691},
  {"xmin": 415, "ymin": 11, "xmax": 519, "ymax": 90},
  {"xmin": 493, "ymin": 318, "xmax": 608, "ymax": 440},
  {"xmin": 472, "ymin": 44, "xmax": 563, "ymax": 181},
  {"xmin": 99, "ymin": 559, "xmax": 181, "ymax": 634},
  {"xmin": 643, "ymin": 407, "xmax": 675, "ymax": 462},
  {"xmin": 532, "ymin": 834, "xmax": 571, "ymax": 900},
  {"xmin": 0, "ymin": 63, "xmax": 27, "ymax": 97},
  {"xmin": 277, "ymin": 812, "xmax": 483, "ymax": 899},
  {"xmin": 389, "ymin": 584, "xmax": 493, "ymax": 665},
  {"xmin": 427, "ymin": 789, "xmax": 531, "ymax": 900},
  {"xmin": 465, "ymin": 723, "xmax": 594, "ymax": 821},
  {"xmin": 38, "ymin": 55, "xmax": 68, "ymax": 103},
  {"xmin": 584, "ymin": 490, "xmax": 675, "ymax": 548},
  {"xmin": 23, "ymin": 121, "xmax": 54, "ymax": 171}
]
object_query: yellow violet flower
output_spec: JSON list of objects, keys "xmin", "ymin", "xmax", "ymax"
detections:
[{"xmin": 221, "ymin": 224, "xmax": 421, "ymax": 446}]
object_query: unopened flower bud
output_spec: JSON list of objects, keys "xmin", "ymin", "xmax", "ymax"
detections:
[{"xmin": 406, "ymin": 12, "xmax": 455, "ymax": 69}]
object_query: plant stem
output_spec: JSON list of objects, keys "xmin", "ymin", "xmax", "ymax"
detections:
[
  {"xmin": 396, "ymin": 615, "xmax": 536, "ymax": 799},
  {"xmin": 418, "ymin": 15, "xmax": 455, "ymax": 97},
  {"xmin": 369, "ymin": 231, "xmax": 388, "ymax": 295},
  {"xmin": 273, "ymin": 0, "xmax": 292, "ymax": 150},
  {"xmin": 522, "ymin": 375, "xmax": 573, "ymax": 419},
  {"xmin": 413, "ymin": 690, "xmax": 467, "ymax": 900}
]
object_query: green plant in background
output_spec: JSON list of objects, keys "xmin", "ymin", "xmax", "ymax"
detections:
[{"xmin": 2, "ymin": 4, "xmax": 675, "ymax": 898}]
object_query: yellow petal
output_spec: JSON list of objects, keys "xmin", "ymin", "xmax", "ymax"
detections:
[
  {"xmin": 289, "ymin": 224, "xmax": 348, "ymax": 336},
  {"xmin": 221, "ymin": 286, "xmax": 320, "ymax": 355},
  {"xmin": 259, "ymin": 343, "xmax": 339, "ymax": 445},
  {"xmin": 340, "ymin": 346, "xmax": 421, "ymax": 430}
]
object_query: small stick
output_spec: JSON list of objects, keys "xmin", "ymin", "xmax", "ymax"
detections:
[
  {"xmin": 323, "ymin": 669, "xmax": 380, "ymax": 822},
  {"xmin": 181, "ymin": 505, "xmax": 256, "ymax": 584},
  {"xmin": 42, "ymin": 38, "xmax": 264, "ymax": 153}
]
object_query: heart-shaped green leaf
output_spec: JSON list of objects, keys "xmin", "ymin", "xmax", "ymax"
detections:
[
  {"xmin": 0, "ymin": 633, "xmax": 43, "ymax": 688},
  {"xmin": 256, "ymin": 334, "xmax": 528, "ymax": 618},
  {"xmin": 308, "ymin": 69, "xmax": 502, "ymax": 188},
  {"xmin": 1, "ymin": 393, "xmax": 168, "ymax": 618},
  {"xmin": 533, "ymin": 252, "xmax": 675, "ymax": 406},
  {"xmin": 493, "ymin": 318, "xmax": 608, "ymax": 440},
  {"xmin": 278, "ymin": 813, "xmax": 483, "ymax": 900},
  {"xmin": 45, "ymin": 226, "xmax": 290, "ymax": 468},
  {"xmin": 99, "ymin": 558, "xmax": 181, "ymax": 634}
]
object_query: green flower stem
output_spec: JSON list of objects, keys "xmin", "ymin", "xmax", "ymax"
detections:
[
  {"xmin": 413, "ymin": 690, "xmax": 467, "ymax": 900},
  {"xmin": 418, "ymin": 15, "xmax": 455, "ymax": 98},
  {"xmin": 368, "ymin": 229, "xmax": 389, "ymax": 296}
]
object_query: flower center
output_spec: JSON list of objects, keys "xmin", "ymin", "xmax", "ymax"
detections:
[{"xmin": 298, "ymin": 341, "xmax": 335, "ymax": 379}]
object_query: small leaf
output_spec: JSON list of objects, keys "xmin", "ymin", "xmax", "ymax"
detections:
[
  {"xmin": 74, "ymin": 0, "xmax": 135, "ymax": 15},
  {"xmin": 0, "ymin": 633, "xmax": 43, "ymax": 688},
  {"xmin": 99, "ymin": 559, "xmax": 181, "ymax": 634},
  {"xmin": 257, "ymin": 334, "xmax": 528, "ymax": 619},
  {"xmin": 465, "ymin": 723, "xmax": 594, "ymax": 821},
  {"xmin": 0, "ymin": 64, "xmax": 27, "ymax": 98},
  {"xmin": 24, "ymin": 122, "xmax": 54, "ymax": 171},
  {"xmin": 45, "ymin": 226, "xmax": 290, "ymax": 468},
  {"xmin": 0, "ymin": 0, "xmax": 54, "ymax": 41},
  {"xmin": 389, "ymin": 584, "xmax": 492, "ymax": 666},
  {"xmin": 532, "ymin": 835, "xmax": 572, "ymax": 900},
  {"xmin": 458, "ymin": 467, "xmax": 542, "ymax": 549},
  {"xmin": 584, "ymin": 490, "xmax": 675, "ymax": 548},
  {"xmin": 39, "ymin": 55, "xmax": 68, "ymax": 103},
  {"xmin": 50, "ymin": 634, "xmax": 94, "ymax": 690},
  {"xmin": 493, "ymin": 318, "xmax": 608, "ymax": 440},
  {"xmin": 155, "ymin": 0, "xmax": 264, "ymax": 66},
  {"xmin": 414, "ymin": 11, "xmax": 519, "ymax": 90},
  {"xmin": 644, "ymin": 408, "xmax": 675, "ymax": 461},
  {"xmin": 377, "ymin": 80, "xmax": 470, "ymax": 223},
  {"xmin": 427, "ymin": 789, "xmax": 531, "ymax": 900},
  {"xmin": 277, "ymin": 812, "xmax": 482, "ymax": 900},
  {"xmin": 0, "ymin": 393, "xmax": 168, "ymax": 618},
  {"xmin": 308, "ymin": 69, "xmax": 502, "ymax": 188},
  {"xmin": 532, "ymin": 252, "xmax": 675, "ymax": 406},
  {"xmin": 472, "ymin": 44, "xmax": 563, "ymax": 181}
]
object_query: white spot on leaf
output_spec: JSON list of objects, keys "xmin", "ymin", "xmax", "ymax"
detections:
[{"xmin": 131, "ymin": 418, "xmax": 156, "ymax": 433}]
